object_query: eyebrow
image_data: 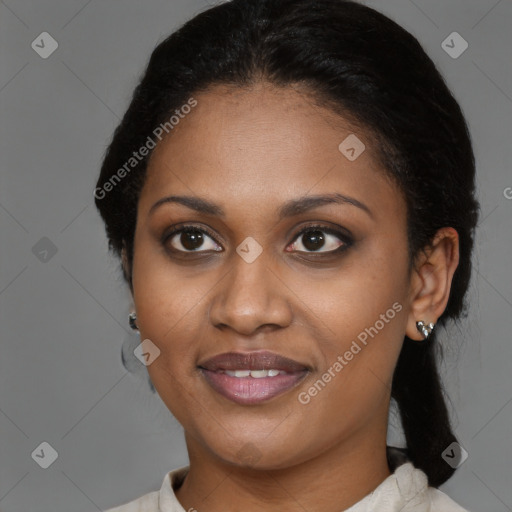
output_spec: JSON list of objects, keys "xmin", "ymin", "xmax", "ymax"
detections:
[{"xmin": 149, "ymin": 193, "xmax": 374, "ymax": 220}]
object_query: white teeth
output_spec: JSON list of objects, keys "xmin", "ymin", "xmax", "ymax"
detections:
[
  {"xmin": 225, "ymin": 370, "xmax": 251, "ymax": 377},
  {"xmin": 224, "ymin": 369, "xmax": 284, "ymax": 378},
  {"xmin": 250, "ymin": 370, "xmax": 268, "ymax": 378}
]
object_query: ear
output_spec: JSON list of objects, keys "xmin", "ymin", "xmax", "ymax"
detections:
[{"xmin": 406, "ymin": 227, "xmax": 460, "ymax": 341}]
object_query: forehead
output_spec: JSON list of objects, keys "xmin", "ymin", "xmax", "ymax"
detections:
[{"xmin": 139, "ymin": 82, "xmax": 404, "ymax": 222}]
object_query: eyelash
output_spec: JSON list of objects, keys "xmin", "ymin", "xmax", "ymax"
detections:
[{"xmin": 161, "ymin": 223, "xmax": 353, "ymax": 256}]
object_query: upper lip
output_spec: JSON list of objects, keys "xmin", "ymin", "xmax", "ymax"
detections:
[{"xmin": 198, "ymin": 350, "xmax": 309, "ymax": 372}]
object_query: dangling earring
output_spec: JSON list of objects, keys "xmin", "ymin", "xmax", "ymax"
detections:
[
  {"xmin": 416, "ymin": 320, "xmax": 435, "ymax": 340},
  {"xmin": 129, "ymin": 311, "xmax": 139, "ymax": 331}
]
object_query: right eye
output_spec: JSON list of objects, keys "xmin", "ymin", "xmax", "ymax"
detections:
[{"xmin": 163, "ymin": 225, "xmax": 223, "ymax": 253}]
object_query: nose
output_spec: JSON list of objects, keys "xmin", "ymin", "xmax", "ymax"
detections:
[{"xmin": 208, "ymin": 250, "xmax": 293, "ymax": 336}]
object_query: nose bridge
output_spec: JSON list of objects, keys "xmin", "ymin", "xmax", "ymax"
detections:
[
  {"xmin": 226, "ymin": 244, "xmax": 273, "ymax": 307},
  {"xmin": 208, "ymin": 242, "xmax": 292, "ymax": 333}
]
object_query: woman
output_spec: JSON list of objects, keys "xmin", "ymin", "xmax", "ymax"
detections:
[{"xmin": 94, "ymin": 0, "xmax": 479, "ymax": 510}]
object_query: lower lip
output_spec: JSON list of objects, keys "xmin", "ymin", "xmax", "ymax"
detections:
[{"xmin": 200, "ymin": 369, "xmax": 308, "ymax": 405}]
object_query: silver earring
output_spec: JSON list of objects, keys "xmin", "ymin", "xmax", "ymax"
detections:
[
  {"xmin": 129, "ymin": 312, "xmax": 139, "ymax": 331},
  {"xmin": 416, "ymin": 320, "xmax": 435, "ymax": 340}
]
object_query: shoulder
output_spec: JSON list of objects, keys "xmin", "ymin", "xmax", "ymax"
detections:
[{"xmin": 427, "ymin": 487, "xmax": 473, "ymax": 512}]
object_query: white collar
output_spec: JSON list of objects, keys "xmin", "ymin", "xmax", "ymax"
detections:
[{"xmin": 344, "ymin": 462, "xmax": 430, "ymax": 512}]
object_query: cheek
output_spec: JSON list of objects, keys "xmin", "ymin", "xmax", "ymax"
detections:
[
  {"xmin": 132, "ymin": 234, "xmax": 207, "ymax": 334},
  {"xmin": 302, "ymin": 240, "xmax": 408, "ymax": 391},
  {"xmin": 295, "ymin": 289, "xmax": 406, "ymax": 449},
  {"xmin": 131, "ymin": 241, "xmax": 209, "ymax": 392},
  {"xmin": 306, "ymin": 241, "xmax": 408, "ymax": 334}
]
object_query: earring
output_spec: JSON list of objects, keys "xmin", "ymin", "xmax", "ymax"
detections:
[
  {"xmin": 416, "ymin": 320, "xmax": 435, "ymax": 340},
  {"xmin": 129, "ymin": 312, "xmax": 139, "ymax": 331}
]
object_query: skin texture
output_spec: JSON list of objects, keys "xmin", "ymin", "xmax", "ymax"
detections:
[{"xmin": 124, "ymin": 81, "xmax": 460, "ymax": 511}]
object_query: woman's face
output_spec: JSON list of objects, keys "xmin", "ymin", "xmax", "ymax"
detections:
[{"xmin": 131, "ymin": 82, "xmax": 413, "ymax": 469}]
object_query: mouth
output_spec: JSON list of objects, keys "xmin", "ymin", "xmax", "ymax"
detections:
[{"xmin": 198, "ymin": 350, "xmax": 310, "ymax": 405}]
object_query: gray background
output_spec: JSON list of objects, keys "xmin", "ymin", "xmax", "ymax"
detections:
[{"xmin": 1, "ymin": 0, "xmax": 511, "ymax": 510}]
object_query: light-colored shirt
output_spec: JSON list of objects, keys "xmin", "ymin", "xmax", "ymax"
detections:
[{"xmin": 103, "ymin": 460, "xmax": 471, "ymax": 511}]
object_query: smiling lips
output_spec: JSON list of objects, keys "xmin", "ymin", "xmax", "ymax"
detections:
[{"xmin": 198, "ymin": 350, "xmax": 310, "ymax": 405}]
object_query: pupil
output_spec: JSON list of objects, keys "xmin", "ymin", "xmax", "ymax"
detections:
[
  {"xmin": 181, "ymin": 230, "xmax": 204, "ymax": 250},
  {"xmin": 303, "ymin": 230, "xmax": 324, "ymax": 251}
]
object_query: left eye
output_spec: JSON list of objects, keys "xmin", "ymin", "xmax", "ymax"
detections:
[{"xmin": 287, "ymin": 226, "xmax": 349, "ymax": 253}]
